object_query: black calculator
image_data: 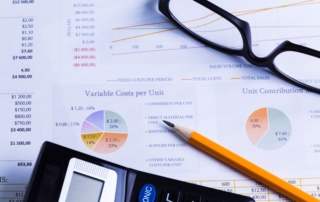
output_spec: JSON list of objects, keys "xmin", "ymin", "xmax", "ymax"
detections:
[{"xmin": 24, "ymin": 142, "xmax": 255, "ymax": 202}]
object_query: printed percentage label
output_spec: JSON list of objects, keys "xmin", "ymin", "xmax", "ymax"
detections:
[
  {"xmin": 246, "ymin": 108, "xmax": 292, "ymax": 150},
  {"xmin": 81, "ymin": 110, "xmax": 128, "ymax": 154}
]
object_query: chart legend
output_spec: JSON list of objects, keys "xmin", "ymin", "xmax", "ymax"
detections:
[
  {"xmin": 81, "ymin": 110, "xmax": 128, "ymax": 154},
  {"xmin": 246, "ymin": 108, "xmax": 292, "ymax": 150}
]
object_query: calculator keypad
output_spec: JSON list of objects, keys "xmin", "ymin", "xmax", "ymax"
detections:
[
  {"xmin": 131, "ymin": 171, "xmax": 255, "ymax": 202},
  {"xmin": 161, "ymin": 189, "xmax": 180, "ymax": 202},
  {"xmin": 184, "ymin": 193, "xmax": 201, "ymax": 202}
]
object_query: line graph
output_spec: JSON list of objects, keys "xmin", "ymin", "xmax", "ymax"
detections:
[
  {"xmin": 105, "ymin": 0, "xmax": 320, "ymax": 63},
  {"xmin": 112, "ymin": 0, "xmax": 316, "ymax": 42},
  {"xmin": 112, "ymin": 34, "xmax": 320, "ymax": 56}
]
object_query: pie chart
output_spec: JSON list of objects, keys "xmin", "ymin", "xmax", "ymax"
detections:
[
  {"xmin": 81, "ymin": 110, "xmax": 128, "ymax": 154},
  {"xmin": 246, "ymin": 108, "xmax": 292, "ymax": 150}
]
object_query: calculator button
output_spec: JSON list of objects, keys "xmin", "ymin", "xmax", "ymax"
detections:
[
  {"xmin": 203, "ymin": 199, "xmax": 225, "ymax": 202},
  {"xmin": 138, "ymin": 184, "xmax": 156, "ymax": 202},
  {"xmin": 184, "ymin": 193, "xmax": 201, "ymax": 202},
  {"xmin": 161, "ymin": 189, "xmax": 180, "ymax": 202}
]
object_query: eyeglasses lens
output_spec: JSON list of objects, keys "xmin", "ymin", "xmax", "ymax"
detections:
[
  {"xmin": 168, "ymin": 0, "xmax": 243, "ymax": 50},
  {"xmin": 274, "ymin": 51, "xmax": 320, "ymax": 90}
]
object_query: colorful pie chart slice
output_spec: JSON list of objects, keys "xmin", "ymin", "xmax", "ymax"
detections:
[
  {"xmin": 246, "ymin": 108, "xmax": 292, "ymax": 150},
  {"xmin": 81, "ymin": 110, "xmax": 128, "ymax": 154}
]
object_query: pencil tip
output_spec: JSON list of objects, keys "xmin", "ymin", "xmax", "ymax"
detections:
[{"xmin": 163, "ymin": 120, "xmax": 174, "ymax": 127}]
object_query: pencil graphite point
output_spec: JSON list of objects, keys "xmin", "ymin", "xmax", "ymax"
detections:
[{"xmin": 163, "ymin": 120, "xmax": 174, "ymax": 127}]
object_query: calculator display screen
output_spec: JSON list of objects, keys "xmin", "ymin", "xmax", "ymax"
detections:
[
  {"xmin": 58, "ymin": 158, "xmax": 117, "ymax": 202},
  {"xmin": 66, "ymin": 172, "xmax": 104, "ymax": 202}
]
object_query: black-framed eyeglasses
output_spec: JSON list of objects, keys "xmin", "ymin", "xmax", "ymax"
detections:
[{"xmin": 158, "ymin": 0, "xmax": 320, "ymax": 94}]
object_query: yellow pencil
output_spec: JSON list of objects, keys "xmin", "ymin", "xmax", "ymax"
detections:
[{"xmin": 163, "ymin": 120, "xmax": 319, "ymax": 202}]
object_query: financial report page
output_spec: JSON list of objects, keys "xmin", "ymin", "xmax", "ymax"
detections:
[{"xmin": 0, "ymin": 0, "xmax": 320, "ymax": 201}]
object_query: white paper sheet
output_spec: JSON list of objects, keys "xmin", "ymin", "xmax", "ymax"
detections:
[{"xmin": 1, "ymin": 0, "xmax": 320, "ymax": 201}]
